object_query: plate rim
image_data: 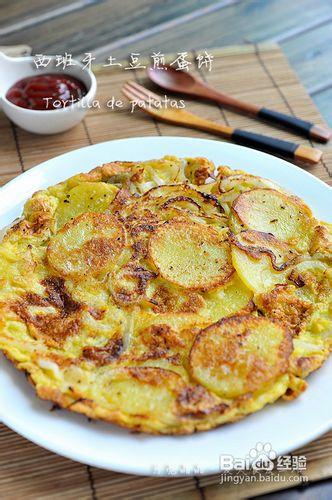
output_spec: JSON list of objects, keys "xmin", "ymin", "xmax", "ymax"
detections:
[
  {"xmin": 1, "ymin": 387, "xmax": 331, "ymax": 477},
  {"xmin": 1, "ymin": 136, "xmax": 332, "ymax": 195},
  {"xmin": 0, "ymin": 136, "xmax": 331, "ymax": 476}
]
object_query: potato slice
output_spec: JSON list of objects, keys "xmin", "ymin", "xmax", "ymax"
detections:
[
  {"xmin": 190, "ymin": 315, "xmax": 292, "ymax": 398},
  {"xmin": 149, "ymin": 220, "xmax": 233, "ymax": 291},
  {"xmin": 232, "ymin": 230, "xmax": 298, "ymax": 269},
  {"xmin": 218, "ymin": 173, "xmax": 280, "ymax": 203},
  {"xmin": 47, "ymin": 213, "xmax": 125, "ymax": 278},
  {"xmin": 56, "ymin": 181, "xmax": 118, "ymax": 228},
  {"xmin": 230, "ymin": 230, "xmax": 298, "ymax": 293},
  {"xmin": 231, "ymin": 188, "xmax": 313, "ymax": 251},
  {"xmin": 232, "ymin": 246, "xmax": 288, "ymax": 293}
]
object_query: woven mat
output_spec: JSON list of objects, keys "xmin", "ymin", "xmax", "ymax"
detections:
[{"xmin": 0, "ymin": 43, "xmax": 331, "ymax": 499}]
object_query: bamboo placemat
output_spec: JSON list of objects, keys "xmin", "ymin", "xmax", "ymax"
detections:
[{"xmin": 0, "ymin": 43, "xmax": 331, "ymax": 499}]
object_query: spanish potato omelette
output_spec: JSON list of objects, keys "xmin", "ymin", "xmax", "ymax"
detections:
[{"xmin": 0, "ymin": 156, "xmax": 331, "ymax": 434}]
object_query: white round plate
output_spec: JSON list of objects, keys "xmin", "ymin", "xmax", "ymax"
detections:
[{"xmin": 0, "ymin": 137, "xmax": 331, "ymax": 476}]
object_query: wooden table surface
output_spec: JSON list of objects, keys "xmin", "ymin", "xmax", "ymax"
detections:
[
  {"xmin": 0, "ymin": 1, "xmax": 331, "ymax": 499},
  {"xmin": 0, "ymin": 0, "xmax": 331, "ymax": 126}
]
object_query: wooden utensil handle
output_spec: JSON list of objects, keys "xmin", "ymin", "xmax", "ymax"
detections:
[
  {"xmin": 151, "ymin": 109, "xmax": 322, "ymax": 164},
  {"xmin": 232, "ymin": 129, "xmax": 322, "ymax": 164},
  {"xmin": 258, "ymin": 108, "xmax": 331, "ymax": 143},
  {"xmin": 199, "ymin": 86, "xmax": 331, "ymax": 143}
]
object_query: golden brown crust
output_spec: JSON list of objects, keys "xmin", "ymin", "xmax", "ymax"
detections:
[
  {"xmin": 11, "ymin": 277, "xmax": 84, "ymax": 347},
  {"xmin": 256, "ymin": 284, "xmax": 313, "ymax": 336},
  {"xmin": 80, "ymin": 161, "xmax": 137, "ymax": 183},
  {"xmin": 184, "ymin": 157, "xmax": 215, "ymax": 185},
  {"xmin": 310, "ymin": 224, "xmax": 332, "ymax": 258}
]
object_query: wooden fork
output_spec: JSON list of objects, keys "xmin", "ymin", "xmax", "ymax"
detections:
[{"xmin": 122, "ymin": 81, "xmax": 322, "ymax": 165}]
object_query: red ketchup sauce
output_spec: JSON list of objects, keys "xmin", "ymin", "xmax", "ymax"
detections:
[{"xmin": 6, "ymin": 74, "xmax": 87, "ymax": 110}]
